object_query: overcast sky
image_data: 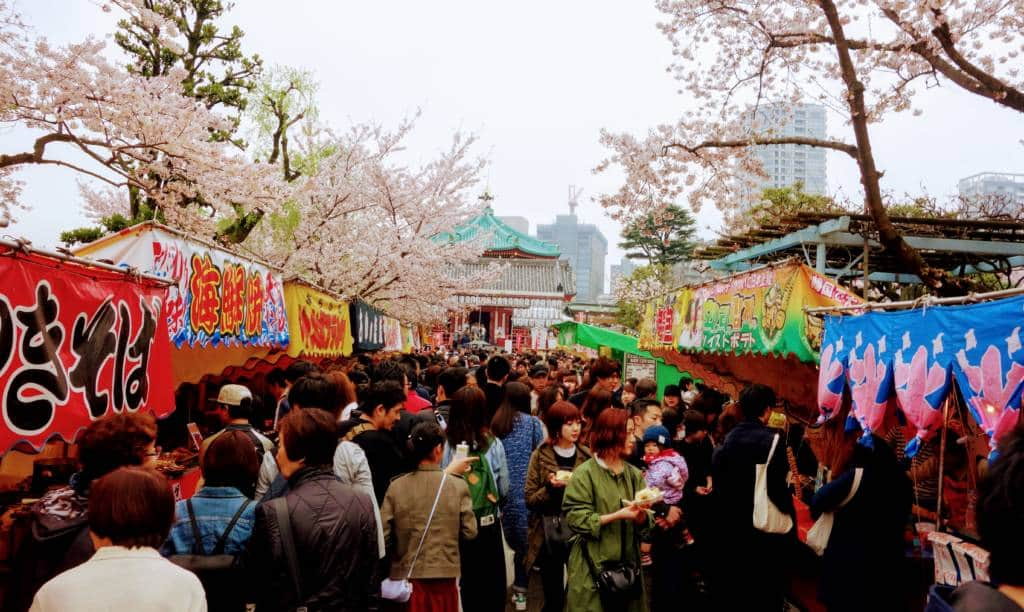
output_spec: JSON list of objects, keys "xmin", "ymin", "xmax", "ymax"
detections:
[{"xmin": 7, "ymin": 1, "xmax": 1023, "ymax": 292}]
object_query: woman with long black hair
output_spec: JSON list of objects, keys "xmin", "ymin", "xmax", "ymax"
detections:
[
  {"xmin": 491, "ymin": 382, "xmax": 545, "ymax": 610},
  {"xmin": 440, "ymin": 387, "xmax": 509, "ymax": 612}
]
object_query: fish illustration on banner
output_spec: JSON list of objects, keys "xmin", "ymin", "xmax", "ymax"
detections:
[
  {"xmin": 846, "ymin": 342, "xmax": 893, "ymax": 444},
  {"xmin": 955, "ymin": 344, "xmax": 1024, "ymax": 459},
  {"xmin": 818, "ymin": 294, "xmax": 1024, "ymax": 458},
  {"xmin": 816, "ymin": 338, "xmax": 846, "ymax": 424},
  {"xmin": 893, "ymin": 342, "xmax": 951, "ymax": 457}
]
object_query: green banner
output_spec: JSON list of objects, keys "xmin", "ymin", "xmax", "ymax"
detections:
[{"xmin": 639, "ymin": 263, "xmax": 861, "ymax": 363}]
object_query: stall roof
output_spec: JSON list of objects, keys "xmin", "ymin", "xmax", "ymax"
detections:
[
  {"xmin": 554, "ymin": 321, "xmax": 654, "ymax": 359},
  {"xmin": 694, "ymin": 213, "xmax": 1024, "ymax": 283}
]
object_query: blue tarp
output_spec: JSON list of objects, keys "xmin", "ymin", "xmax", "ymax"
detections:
[{"xmin": 818, "ymin": 294, "xmax": 1024, "ymax": 458}]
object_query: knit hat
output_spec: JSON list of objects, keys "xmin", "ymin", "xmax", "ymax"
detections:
[{"xmin": 642, "ymin": 424, "xmax": 671, "ymax": 446}]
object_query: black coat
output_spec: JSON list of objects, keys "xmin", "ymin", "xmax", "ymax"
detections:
[
  {"xmin": 248, "ymin": 467, "xmax": 378, "ymax": 612},
  {"xmin": 709, "ymin": 419, "xmax": 796, "ymax": 611},
  {"xmin": 711, "ymin": 420, "xmax": 795, "ymax": 531},
  {"xmin": 340, "ymin": 417, "xmax": 408, "ymax": 506},
  {"xmin": 811, "ymin": 443, "xmax": 912, "ymax": 611}
]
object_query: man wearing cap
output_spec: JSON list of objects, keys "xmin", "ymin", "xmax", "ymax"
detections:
[{"xmin": 204, "ymin": 383, "xmax": 274, "ymax": 460}]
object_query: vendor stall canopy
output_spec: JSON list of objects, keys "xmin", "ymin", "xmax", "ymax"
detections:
[
  {"xmin": 74, "ymin": 222, "xmax": 290, "ymax": 349},
  {"xmin": 816, "ymin": 292, "xmax": 1024, "ymax": 459},
  {"xmin": 553, "ymin": 321, "xmax": 702, "ymax": 399}
]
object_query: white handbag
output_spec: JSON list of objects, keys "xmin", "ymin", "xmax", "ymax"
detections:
[
  {"xmin": 381, "ymin": 473, "xmax": 448, "ymax": 603},
  {"xmin": 806, "ymin": 467, "xmax": 863, "ymax": 556},
  {"xmin": 753, "ymin": 433, "xmax": 795, "ymax": 534}
]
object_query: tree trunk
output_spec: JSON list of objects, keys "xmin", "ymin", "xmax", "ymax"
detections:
[{"xmin": 817, "ymin": 0, "xmax": 960, "ymax": 294}]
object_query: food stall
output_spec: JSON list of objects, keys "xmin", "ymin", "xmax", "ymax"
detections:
[
  {"xmin": 72, "ymin": 222, "xmax": 292, "ymax": 488},
  {"xmin": 0, "ymin": 238, "xmax": 182, "ymax": 569},
  {"xmin": 811, "ymin": 288, "xmax": 1024, "ymax": 588},
  {"xmin": 638, "ymin": 261, "xmax": 862, "ymax": 419}
]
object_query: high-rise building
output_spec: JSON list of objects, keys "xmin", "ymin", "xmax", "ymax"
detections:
[
  {"xmin": 536, "ymin": 197, "xmax": 607, "ymax": 303},
  {"xmin": 958, "ymin": 172, "xmax": 1024, "ymax": 208},
  {"xmin": 747, "ymin": 103, "xmax": 828, "ymax": 196},
  {"xmin": 610, "ymin": 257, "xmax": 637, "ymax": 290}
]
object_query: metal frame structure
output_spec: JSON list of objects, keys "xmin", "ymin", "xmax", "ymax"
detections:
[{"xmin": 695, "ymin": 213, "xmax": 1024, "ymax": 285}]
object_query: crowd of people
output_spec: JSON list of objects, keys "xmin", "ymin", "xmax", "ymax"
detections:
[{"xmin": 7, "ymin": 348, "xmax": 1024, "ymax": 612}]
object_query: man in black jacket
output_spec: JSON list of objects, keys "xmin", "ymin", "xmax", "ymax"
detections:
[
  {"xmin": 709, "ymin": 384, "xmax": 795, "ymax": 612},
  {"xmin": 482, "ymin": 355, "xmax": 510, "ymax": 419},
  {"xmin": 414, "ymin": 366, "xmax": 468, "ymax": 429},
  {"xmin": 339, "ymin": 380, "xmax": 406, "ymax": 506},
  {"xmin": 249, "ymin": 408, "xmax": 378, "ymax": 611}
]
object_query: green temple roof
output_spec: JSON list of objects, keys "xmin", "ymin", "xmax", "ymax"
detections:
[{"xmin": 445, "ymin": 206, "xmax": 560, "ymax": 258}]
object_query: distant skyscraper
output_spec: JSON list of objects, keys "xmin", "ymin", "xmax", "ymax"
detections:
[
  {"xmin": 536, "ymin": 192, "xmax": 607, "ymax": 303},
  {"xmin": 958, "ymin": 172, "xmax": 1024, "ymax": 208},
  {"xmin": 746, "ymin": 103, "xmax": 828, "ymax": 197},
  {"xmin": 610, "ymin": 258, "xmax": 637, "ymax": 290}
]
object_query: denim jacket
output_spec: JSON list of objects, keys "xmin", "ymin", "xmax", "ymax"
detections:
[{"xmin": 161, "ymin": 486, "xmax": 255, "ymax": 557}]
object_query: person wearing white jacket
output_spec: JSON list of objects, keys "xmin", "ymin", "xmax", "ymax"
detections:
[{"xmin": 31, "ymin": 467, "xmax": 206, "ymax": 612}]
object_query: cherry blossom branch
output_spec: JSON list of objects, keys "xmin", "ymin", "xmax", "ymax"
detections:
[{"xmin": 667, "ymin": 136, "xmax": 857, "ymax": 158}]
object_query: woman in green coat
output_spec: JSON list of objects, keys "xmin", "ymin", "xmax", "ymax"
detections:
[{"xmin": 563, "ymin": 407, "xmax": 651, "ymax": 612}]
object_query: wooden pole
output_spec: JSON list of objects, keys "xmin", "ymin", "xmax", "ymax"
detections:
[
  {"xmin": 936, "ymin": 396, "xmax": 950, "ymax": 532},
  {"xmin": 862, "ymin": 236, "xmax": 870, "ymax": 300}
]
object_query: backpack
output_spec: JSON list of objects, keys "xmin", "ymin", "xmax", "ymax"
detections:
[
  {"xmin": 464, "ymin": 439, "xmax": 500, "ymax": 525},
  {"xmin": 169, "ymin": 499, "xmax": 252, "ymax": 611}
]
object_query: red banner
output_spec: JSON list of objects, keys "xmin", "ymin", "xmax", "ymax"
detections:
[{"xmin": 0, "ymin": 250, "xmax": 174, "ymax": 452}]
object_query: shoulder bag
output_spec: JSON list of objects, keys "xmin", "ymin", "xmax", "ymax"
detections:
[
  {"xmin": 541, "ymin": 449, "xmax": 574, "ymax": 554},
  {"xmin": 581, "ymin": 472, "xmax": 641, "ymax": 608},
  {"xmin": 806, "ymin": 467, "xmax": 863, "ymax": 556},
  {"xmin": 753, "ymin": 433, "xmax": 795, "ymax": 534},
  {"xmin": 270, "ymin": 497, "xmax": 307, "ymax": 612},
  {"xmin": 381, "ymin": 472, "xmax": 448, "ymax": 603}
]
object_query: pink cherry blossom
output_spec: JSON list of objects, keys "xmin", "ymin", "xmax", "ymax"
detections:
[
  {"xmin": 595, "ymin": 0, "xmax": 1024, "ymax": 227},
  {"xmin": 0, "ymin": 0, "xmax": 283, "ymax": 231}
]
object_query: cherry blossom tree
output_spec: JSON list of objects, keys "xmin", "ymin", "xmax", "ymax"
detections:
[
  {"xmin": 598, "ymin": 0, "xmax": 1024, "ymax": 294},
  {"xmin": 0, "ymin": 0, "xmax": 281, "ymax": 231},
  {"xmin": 243, "ymin": 118, "xmax": 497, "ymax": 323},
  {"xmin": 613, "ymin": 264, "xmax": 671, "ymax": 330}
]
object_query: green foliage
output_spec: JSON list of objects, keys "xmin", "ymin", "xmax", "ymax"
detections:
[
  {"xmin": 618, "ymin": 204, "xmax": 697, "ymax": 267},
  {"xmin": 748, "ymin": 183, "xmax": 850, "ymax": 226},
  {"xmin": 115, "ymin": 0, "xmax": 262, "ymax": 142},
  {"xmin": 60, "ymin": 204, "xmax": 162, "ymax": 247},
  {"xmin": 884, "ymin": 197, "xmax": 956, "ymax": 219},
  {"xmin": 245, "ymin": 65, "xmax": 325, "ymax": 181},
  {"xmin": 59, "ymin": 227, "xmax": 105, "ymax": 247}
]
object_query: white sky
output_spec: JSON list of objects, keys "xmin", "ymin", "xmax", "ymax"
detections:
[{"xmin": 6, "ymin": 1, "xmax": 1024, "ymax": 292}]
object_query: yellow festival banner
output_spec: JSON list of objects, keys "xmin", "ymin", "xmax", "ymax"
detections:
[
  {"xmin": 638, "ymin": 263, "xmax": 860, "ymax": 363},
  {"xmin": 284, "ymin": 283, "xmax": 353, "ymax": 358}
]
